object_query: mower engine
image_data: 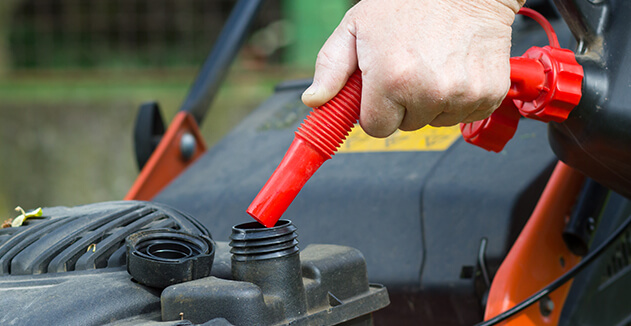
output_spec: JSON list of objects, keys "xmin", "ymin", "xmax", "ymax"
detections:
[{"xmin": 0, "ymin": 201, "xmax": 388, "ymax": 325}]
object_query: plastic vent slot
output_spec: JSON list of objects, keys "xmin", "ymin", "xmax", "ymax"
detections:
[
  {"xmin": 0, "ymin": 201, "xmax": 209, "ymax": 275},
  {"xmin": 603, "ymin": 229, "xmax": 631, "ymax": 282}
]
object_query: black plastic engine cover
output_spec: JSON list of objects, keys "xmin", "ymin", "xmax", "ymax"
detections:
[
  {"xmin": 0, "ymin": 202, "xmax": 386, "ymax": 326},
  {"xmin": 0, "ymin": 201, "xmax": 209, "ymax": 276},
  {"xmin": 0, "ymin": 201, "xmax": 210, "ymax": 326}
]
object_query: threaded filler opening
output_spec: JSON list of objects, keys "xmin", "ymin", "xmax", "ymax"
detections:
[{"xmin": 230, "ymin": 219, "xmax": 299, "ymax": 261}]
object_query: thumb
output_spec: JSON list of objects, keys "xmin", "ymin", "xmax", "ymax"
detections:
[{"xmin": 302, "ymin": 15, "xmax": 358, "ymax": 108}]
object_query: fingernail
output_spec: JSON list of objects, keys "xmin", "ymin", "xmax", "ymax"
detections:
[{"xmin": 303, "ymin": 83, "xmax": 318, "ymax": 96}]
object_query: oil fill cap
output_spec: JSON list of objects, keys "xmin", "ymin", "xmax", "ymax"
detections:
[{"xmin": 126, "ymin": 229, "xmax": 215, "ymax": 288}]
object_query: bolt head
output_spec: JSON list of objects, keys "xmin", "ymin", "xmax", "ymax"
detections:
[{"xmin": 180, "ymin": 132, "xmax": 196, "ymax": 161}]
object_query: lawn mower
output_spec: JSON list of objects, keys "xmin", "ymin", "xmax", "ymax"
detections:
[{"xmin": 1, "ymin": 0, "xmax": 630, "ymax": 325}]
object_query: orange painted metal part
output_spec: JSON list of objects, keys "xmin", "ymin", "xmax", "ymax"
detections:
[
  {"xmin": 125, "ymin": 111, "xmax": 207, "ymax": 201},
  {"xmin": 484, "ymin": 161, "xmax": 585, "ymax": 325}
]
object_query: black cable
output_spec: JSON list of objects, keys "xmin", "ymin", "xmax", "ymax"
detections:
[{"xmin": 475, "ymin": 213, "xmax": 631, "ymax": 326}]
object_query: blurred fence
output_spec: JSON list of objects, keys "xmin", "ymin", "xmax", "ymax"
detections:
[
  {"xmin": 4, "ymin": 0, "xmax": 353, "ymax": 71},
  {"xmin": 6, "ymin": 0, "xmax": 283, "ymax": 70}
]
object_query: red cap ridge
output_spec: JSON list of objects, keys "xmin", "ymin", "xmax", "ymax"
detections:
[
  {"xmin": 513, "ymin": 46, "xmax": 584, "ymax": 123},
  {"xmin": 461, "ymin": 46, "xmax": 583, "ymax": 152}
]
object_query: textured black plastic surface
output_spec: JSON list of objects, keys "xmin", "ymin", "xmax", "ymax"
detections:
[
  {"xmin": 0, "ymin": 201, "xmax": 209, "ymax": 276},
  {"xmin": 0, "ymin": 269, "xmax": 165, "ymax": 326},
  {"xmin": 0, "ymin": 201, "xmax": 211, "ymax": 326},
  {"xmin": 161, "ymin": 244, "xmax": 389, "ymax": 326}
]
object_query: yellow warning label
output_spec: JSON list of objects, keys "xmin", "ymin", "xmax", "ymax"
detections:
[{"xmin": 338, "ymin": 125, "xmax": 461, "ymax": 153}]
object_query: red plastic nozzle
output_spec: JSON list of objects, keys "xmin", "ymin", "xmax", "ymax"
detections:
[
  {"xmin": 247, "ymin": 70, "xmax": 362, "ymax": 227},
  {"xmin": 460, "ymin": 57, "xmax": 546, "ymax": 152},
  {"xmin": 514, "ymin": 46, "xmax": 584, "ymax": 123},
  {"xmin": 460, "ymin": 46, "xmax": 583, "ymax": 152}
]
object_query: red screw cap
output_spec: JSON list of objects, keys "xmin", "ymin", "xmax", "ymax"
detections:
[
  {"xmin": 459, "ymin": 56, "xmax": 546, "ymax": 152},
  {"xmin": 460, "ymin": 98, "xmax": 522, "ymax": 153},
  {"xmin": 513, "ymin": 46, "xmax": 584, "ymax": 123},
  {"xmin": 461, "ymin": 46, "xmax": 583, "ymax": 152}
]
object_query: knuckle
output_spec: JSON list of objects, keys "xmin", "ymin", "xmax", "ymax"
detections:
[
  {"xmin": 431, "ymin": 74, "xmax": 455, "ymax": 99},
  {"xmin": 360, "ymin": 98, "xmax": 403, "ymax": 138},
  {"xmin": 429, "ymin": 113, "xmax": 460, "ymax": 127},
  {"xmin": 361, "ymin": 116, "xmax": 398, "ymax": 138},
  {"xmin": 478, "ymin": 78, "xmax": 509, "ymax": 110},
  {"xmin": 343, "ymin": 6, "xmax": 358, "ymax": 22},
  {"xmin": 383, "ymin": 63, "xmax": 413, "ymax": 94},
  {"xmin": 315, "ymin": 49, "xmax": 336, "ymax": 70},
  {"xmin": 399, "ymin": 120, "xmax": 426, "ymax": 131}
]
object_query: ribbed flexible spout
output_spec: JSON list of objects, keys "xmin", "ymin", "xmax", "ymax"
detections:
[{"xmin": 247, "ymin": 70, "xmax": 362, "ymax": 227}]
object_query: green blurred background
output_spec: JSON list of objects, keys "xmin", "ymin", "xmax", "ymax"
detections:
[{"xmin": 0, "ymin": 0, "xmax": 353, "ymax": 219}]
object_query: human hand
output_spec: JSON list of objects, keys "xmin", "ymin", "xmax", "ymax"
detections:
[{"xmin": 301, "ymin": 0, "xmax": 525, "ymax": 138}]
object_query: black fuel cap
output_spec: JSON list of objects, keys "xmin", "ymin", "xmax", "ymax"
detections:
[{"xmin": 126, "ymin": 229, "xmax": 215, "ymax": 288}]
